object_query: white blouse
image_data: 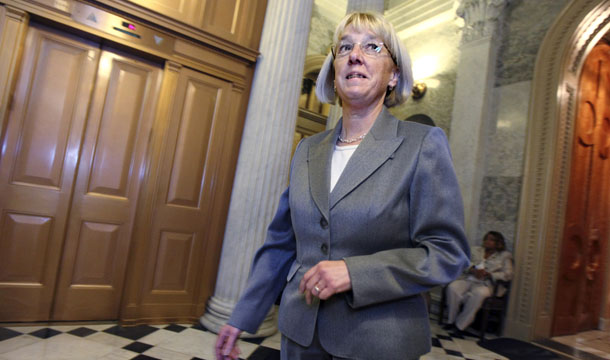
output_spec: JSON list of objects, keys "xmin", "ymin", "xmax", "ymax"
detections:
[{"xmin": 330, "ymin": 144, "xmax": 358, "ymax": 192}]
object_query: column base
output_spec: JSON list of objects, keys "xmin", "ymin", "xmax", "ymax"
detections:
[{"xmin": 200, "ymin": 295, "xmax": 278, "ymax": 338}]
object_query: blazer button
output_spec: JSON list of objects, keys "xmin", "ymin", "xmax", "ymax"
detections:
[
  {"xmin": 320, "ymin": 217, "xmax": 328, "ymax": 229},
  {"xmin": 320, "ymin": 243, "xmax": 328, "ymax": 255}
]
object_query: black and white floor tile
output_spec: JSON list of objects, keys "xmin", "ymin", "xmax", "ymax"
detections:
[{"xmin": 0, "ymin": 319, "xmax": 547, "ymax": 360}]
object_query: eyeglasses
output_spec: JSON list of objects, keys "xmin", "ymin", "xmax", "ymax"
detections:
[{"xmin": 332, "ymin": 41, "xmax": 396, "ymax": 64}]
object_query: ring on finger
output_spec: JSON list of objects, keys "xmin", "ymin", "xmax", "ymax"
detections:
[{"xmin": 314, "ymin": 285, "xmax": 321, "ymax": 292}]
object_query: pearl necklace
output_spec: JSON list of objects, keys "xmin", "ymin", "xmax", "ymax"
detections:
[{"xmin": 338, "ymin": 132, "xmax": 367, "ymax": 143}]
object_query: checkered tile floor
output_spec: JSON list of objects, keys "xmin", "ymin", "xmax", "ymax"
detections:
[{"xmin": 0, "ymin": 319, "xmax": 513, "ymax": 359}]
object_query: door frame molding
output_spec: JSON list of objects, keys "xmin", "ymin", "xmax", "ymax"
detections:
[
  {"xmin": 0, "ymin": 5, "xmax": 28, "ymax": 141},
  {"xmin": 506, "ymin": 0, "xmax": 610, "ymax": 341}
]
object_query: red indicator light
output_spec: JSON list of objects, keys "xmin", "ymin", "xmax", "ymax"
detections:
[{"xmin": 122, "ymin": 21, "xmax": 137, "ymax": 31}]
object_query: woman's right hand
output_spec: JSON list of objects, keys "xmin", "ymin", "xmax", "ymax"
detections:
[{"xmin": 215, "ymin": 324, "xmax": 242, "ymax": 360}]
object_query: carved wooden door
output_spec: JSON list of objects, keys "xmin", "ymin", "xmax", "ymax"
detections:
[{"xmin": 552, "ymin": 41, "xmax": 610, "ymax": 336}]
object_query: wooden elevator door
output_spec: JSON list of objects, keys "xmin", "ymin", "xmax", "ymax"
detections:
[
  {"xmin": 135, "ymin": 67, "xmax": 232, "ymax": 319},
  {"xmin": 0, "ymin": 24, "xmax": 162, "ymax": 321},
  {"xmin": 52, "ymin": 48, "xmax": 162, "ymax": 321},
  {"xmin": 553, "ymin": 41, "xmax": 610, "ymax": 336}
]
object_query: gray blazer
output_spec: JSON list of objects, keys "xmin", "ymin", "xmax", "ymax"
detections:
[{"xmin": 229, "ymin": 108, "xmax": 470, "ymax": 360}]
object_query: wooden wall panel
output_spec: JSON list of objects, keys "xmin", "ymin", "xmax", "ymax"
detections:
[
  {"xmin": 115, "ymin": 0, "xmax": 267, "ymax": 52},
  {"xmin": 166, "ymin": 80, "xmax": 216, "ymax": 207},
  {"xmin": 0, "ymin": 213, "xmax": 52, "ymax": 282},
  {"xmin": 152, "ymin": 231, "xmax": 194, "ymax": 291},
  {"xmin": 200, "ymin": 0, "xmax": 238, "ymax": 36},
  {"xmin": 71, "ymin": 222, "xmax": 120, "ymax": 285},
  {"xmin": 126, "ymin": 0, "xmax": 203, "ymax": 28},
  {"xmin": 201, "ymin": 0, "xmax": 268, "ymax": 50},
  {"xmin": 87, "ymin": 60, "xmax": 150, "ymax": 197},
  {"xmin": 12, "ymin": 39, "xmax": 86, "ymax": 188}
]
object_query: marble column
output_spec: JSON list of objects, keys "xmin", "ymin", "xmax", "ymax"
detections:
[
  {"xmin": 200, "ymin": 0, "xmax": 313, "ymax": 337},
  {"xmin": 449, "ymin": 0, "xmax": 510, "ymax": 241},
  {"xmin": 326, "ymin": 0, "xmax": 385, "ymax": 130}
]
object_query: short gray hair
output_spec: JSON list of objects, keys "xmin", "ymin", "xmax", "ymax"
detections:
[{"xmin": 315, "ymin": 12, "xmax": 413, "ymax": 108}]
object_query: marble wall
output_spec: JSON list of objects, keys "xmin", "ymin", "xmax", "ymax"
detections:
[
  {"xmin": 477, "ymin": 80, "xmax": 530, "ymax": 251},
  {"xmin": 477, "ymin": 0, "xmax": 572, "ymax": 251},
  {"xmin": 389, "ymin": 71, "xmax": 456, "ymax": 134},
  {"xmin": 389, "ymin": 19, "xmax": 461, "ymax": 136},
  {"xmin": 496, "ymin": 0, "xmax": 572, "ymax": 86}
]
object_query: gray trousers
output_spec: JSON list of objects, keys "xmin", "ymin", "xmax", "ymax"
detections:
[{"xmin": 446, "ymin": 278, "xmax": 492, "ymax": 330}]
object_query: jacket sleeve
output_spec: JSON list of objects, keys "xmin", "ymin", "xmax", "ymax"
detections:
[
  {"xmin": 227, "ymin": 186, "xmax": 296, "ymax": 333},
  {"xmin": 344, "ymin": 127, "xmax": 470, "ymax": 308}
]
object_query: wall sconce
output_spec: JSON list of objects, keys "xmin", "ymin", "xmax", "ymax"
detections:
[{"xmin": 412, "ymin": 81, "xmax": 427, "ymax": 100}]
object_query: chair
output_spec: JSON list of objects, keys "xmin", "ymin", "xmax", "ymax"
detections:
[
  {"xmin": 479, "ymin": 280, "xmax": 511, "ymax": 340},
  {"xmin": 438, "ymin": 280, "xmax": 511, "ymax": 341}
]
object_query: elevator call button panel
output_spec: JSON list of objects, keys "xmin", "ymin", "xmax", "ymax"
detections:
[{"xmin": 71, "ymin": 1, "xmax": 175, "ymax": 55}]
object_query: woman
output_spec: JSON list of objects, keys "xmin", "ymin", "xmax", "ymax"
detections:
[
  {"xmin": 444, "ymin": 231, "xmax": 513, "ymax": 334},
  {"xmin": 215, "ymin": 12, "xmax": 469, "ymax": 360}
]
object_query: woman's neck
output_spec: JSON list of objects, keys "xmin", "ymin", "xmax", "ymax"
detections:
[{"xmin": 341, "ymin": 100, "xmax": 384, "ymax": 139}]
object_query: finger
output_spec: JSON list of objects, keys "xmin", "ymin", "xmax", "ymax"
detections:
[
  {"xmin": 299, "ymin": 265, "xmax": 318, "ymax": 292},
  {"xmin": 215, "ymin": 337, "xmax": 225, "ymax": 359},
  {"xmin": 315, "ymin": 282, "xmax": 329, "ymax": 299},
  {"xmin": 299, "ymin": 270, "xmax": 311, "ymax": 293},
  {"xmin": 215, "ymin": 329, "xmax": 229, "ymax": 359},
  {"xmin": 220, "ymin": 337, "xmax": 232, "ymax": 358},
  {"xmin": 222, "ymin": 332, "xmax": 239, "ymax": 357},
  {"xmin": 301, "ymin": 275, "xmax": 320, "ymax": 294},
  {"xmin": 229, "ymin": 344, "xmax": 241, "ymax": 359},
  {"xmin": 305, "ymin": 272, "xmax": 323, "ymax": 293},
  {"xmin": 318, "ymin": 288, "xmax": 330, "ymax": 300},
  {"xmin": 305, "ymin": 289, "xmax": 313, "ymax": 305},
  {"xmin": 312, "ymin": 280, "xmax": 324, "ymax": 295}
]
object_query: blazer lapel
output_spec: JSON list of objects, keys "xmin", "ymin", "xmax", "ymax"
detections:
[
  {"xmin": 308, "ymin": 123, "xmax": 341, "ymax": 221},
  {"xmin": 330, "ymin": 108, "xmax": 404, "ymax": 210}
]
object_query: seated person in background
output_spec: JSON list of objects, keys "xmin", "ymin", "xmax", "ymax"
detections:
[{"xmin": 444, "ymin": 231, "xmax": 513, "ymax": 334}]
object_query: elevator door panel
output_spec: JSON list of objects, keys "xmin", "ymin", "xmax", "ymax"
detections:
[
  {"xmin": 0, "ymin": 26, "xmax": 99, "ymax": 321},
  {"xmin": 137, "ymin": 67, "xmax": 231, "ymax": 318},
  {"xmin": 52, "ymin": 50, "xmax": 162, "ymax": 320}
]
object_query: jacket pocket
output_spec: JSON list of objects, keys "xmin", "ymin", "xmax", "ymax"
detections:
[{"xmin": 287, "ymin": 261, "xmax": 301, "ymax": 282}]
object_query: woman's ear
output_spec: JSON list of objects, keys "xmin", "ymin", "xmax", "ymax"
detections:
[{"xmin": 388, "ymin": 67, "xmax": 399, "ymax": 88}]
